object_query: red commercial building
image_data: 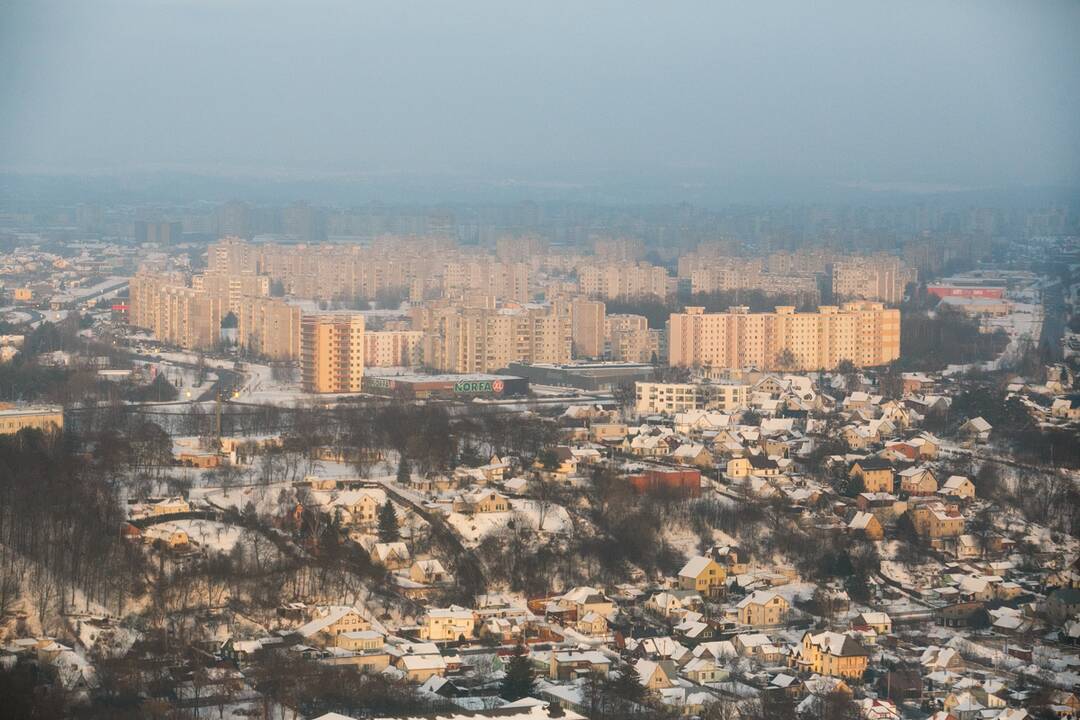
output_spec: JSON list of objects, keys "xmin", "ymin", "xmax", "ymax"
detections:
[
  {"xmin": 627, "ymin": 466, "xmax": 701, "ymax": 497},
  {"xmin": 927, "ymin": 285, "xmax": 1004, "ymax": 300}
]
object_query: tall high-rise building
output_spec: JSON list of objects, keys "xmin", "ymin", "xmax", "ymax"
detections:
[
  {"xmin": 300, "ymin": 314, "xmax": 366, "ymax": 393},
  {"xmin": 134, "ymin": 221, "xmax": 182, "ymax": 245},
  {"xmin": 443, "ymin": 260, "xmax": 530, "ymax": 303},
  {"xmin": 592, "ymin": 237, "xmax": 645, "ymax": 263},
  {"xmin": 830, "ymin": 255, "xmax": 916, "ymax": 305},
  {"xmin": 571, "ymin": 299, "xmax": 606, "ymax": 358},
  {"xmin": 130, "ymin": 270, "xmax": 299, "ymax": 359},
  {"xmin": 129, "ymin": 272, "xmax": 221, "ymax": 350},
  {"xmin": 422, "ymin": 303, "xmax": 572, "ymax": 373},
  {"xmin": 578, "ymin": 262, "xmax": 671, "ymax": 299},
  {"xmin": 216, "ymin": 201, "xmax": 252, "ymax": 238},
  {"xmin": 364, "ymin": 330, "xmax": 424, "ymax": 367},
  {"xmin": 605, "ymin": 313, "xmax": 663, "ymax": 363},
  {"xmin": 234, "ymin": 295, "xmax": 302, "ymax": 360},
  {"xmin": 207, "ymin": 237, "xmax": 260, "ymax": 275},
  {"xmin": 193, "ymin": 272, "xmax": 270, "ymax": 311},
  {"xmin": 668, "ymin": 302, "xmax": 900, "ymax": 371}
]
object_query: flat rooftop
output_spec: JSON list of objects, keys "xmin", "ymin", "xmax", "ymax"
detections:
[{"xmin": 0, "ymin": 404, "xmax": 63, "ymax": 416}]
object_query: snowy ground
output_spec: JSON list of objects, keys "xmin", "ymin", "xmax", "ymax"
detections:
[
  {"xmin": 445, "ymin": 499, "xmax": 572, "ymax": 547},
  {"xmin": 662, "ymin": 525, "xmax": 703, "ymax": 559},
  {"xmin": 192, "ymin": 483, "xmax": 293, "ymax": 516},
  {"xmin": 73, "ymin": 617, "xmax": 141, "ymax": 659},
  {"xmin": 944, "ymin": 298, "xmax": 1045, "ymax": 375},
  {"xmin": 2, "ymin": 309, "xmax": 32, "ymax": 324},
  {"xmin": 189, "ymin": 700, "xmax": 300, "ymax": 719},
  {"xmin": 145, "ymin": 519, "xmax": 252, "ymax": 554},
  {"xmin": 132, "ymin": 358, "xmax": 218, "ymax": 400}
]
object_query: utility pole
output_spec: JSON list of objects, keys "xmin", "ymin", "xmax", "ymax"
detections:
[{"xmin": 215, "ymin": 392, "xmax": 223, "ymax": 441}]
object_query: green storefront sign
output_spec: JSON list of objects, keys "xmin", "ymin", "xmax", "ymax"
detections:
[{"xmin": 454, "ymin": 379, "xmax": 505, "ymax": 394}]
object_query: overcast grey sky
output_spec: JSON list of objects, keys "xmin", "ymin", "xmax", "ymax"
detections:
[{"xmin": 2, "ymin": 0, "xmax": 1078, "ymax": 192}]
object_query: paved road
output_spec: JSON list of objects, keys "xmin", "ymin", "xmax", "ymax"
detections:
[
  {"xmin": 1039, "ymin": 279, "xmax": 1067, "ymax": 361},
  {"xmin": 374, "ymin": 476, "xmax": 488, "ymax": 596},
  {"xmin": 130, "ymin": 351, "xmax": 242, "ymax": 403}
]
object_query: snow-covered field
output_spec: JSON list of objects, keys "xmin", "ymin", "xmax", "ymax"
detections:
[
  {"xmin": 944, "ymin": 297, "xmax": 1045, "ymax": 375},
  {"xmin": 192, "ymin": 483, "xmax": 293, "ymax": 516},
  {"xmin": 446, "ymin": 499, "xmax": 572, "ymax": 546},
  {"xmin": 132, "ymin": 358, "xmax": 217, "ymax": 400},
  {"xmin": 73, "ymin": 617, "xmax": 141, "ymax": 659},
  {"xmin": 146, "ymin": 519, "xmax": 251, "ymax": 554}
]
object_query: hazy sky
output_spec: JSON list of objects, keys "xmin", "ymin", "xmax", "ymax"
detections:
[{"xmin": 2, "ymin": 0, "xmax": 1078, "ymax": 192}]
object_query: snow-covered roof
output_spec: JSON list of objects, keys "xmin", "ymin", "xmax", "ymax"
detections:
[
  {"xmin": 678, "ymin": 555, "xmax": 715, "ymax": 579},
  {"xmin": 736, "ymin": 590, "xmax": 783, "ymax": 608},
  {"xmin": 295, "ymin": 606, "xmax": 363, "ymax": 638}
]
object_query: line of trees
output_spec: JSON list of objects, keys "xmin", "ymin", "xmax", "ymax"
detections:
[
  {"xmin": 897, "ymin": 302, "xmax": 1008, "ymax": 370},
  {"xmin": 0, "ymin": 428, "xmax": 149, "ymax": 629}
]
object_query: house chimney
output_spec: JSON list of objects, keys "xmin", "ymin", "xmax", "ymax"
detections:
[{"xmin": 547, "ymin": 701, "xmax": 565, "ymax": 717}]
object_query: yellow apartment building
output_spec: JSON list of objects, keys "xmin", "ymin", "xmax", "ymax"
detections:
[
  {"xmin": 0, "ymin": 405, "xmax": 64, "ymax": 434},
  {"xmin": 668, "ymin": 302, "xmax": 900, "ymax": 372},
  {"xmin": 300, "ymin": 313, "xmax": 365, "ymax": 393}
]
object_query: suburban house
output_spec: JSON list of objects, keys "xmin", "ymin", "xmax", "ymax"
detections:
[
  {"xmin": 335, "ymin": 630, "xmax": 384, "ymax": 652},
  {"xmin": 847, "ymin": 511, "xmax": 884, "ymax": 540},
  {"xmin": 842, "ymin": 424, "xmax": 879, "ymax": 450},
  {"xmin": 149, "ymin": 497, "xmax": 191, "ymax": 516},
  {"xmin": 735, "ymin": 590, "xmax": 789, "ymax": 626},
  {"xmin": 681, "ymin": 656, "xmax": 728, "ymax": 684},
  {"xmin": 911, "ymin": 503, "xmax": 965, "ymax": 539},
  {"xmin": 852, "ymin": 612, "xmax": 893, "ymax": 635},
  {"xmin": 1044, "ymin": 587, "xmax": 1080, "ymax": 623},
  {"xmin": 959, "ymin": 416, "xmax": 992, "ymax": 442},
  {"xmin": 677, "ymin": 556, "xmax": 727, "ymax": 598},
  {"xmin": 902, "ymin": 372, "xmax": 934, "ymax": 393},
  {"xmin": 549, "ymin": 650, "xmax": 612, "ymax": 680},
  {"xmin": 147, "ymin": 527, "xmax": 190, "ymax": 549},
  {"xmin": 590, "ymin": 423, "xmax": 628, "ymax": 443},
  {"xmin": 1050, "ymin": 396, "xmax": 1080, "ymax": 420},
  {"xmin": 850, "ymin": 458, "xmax": 894, "ymax": 493},
  {"xmin": 856, "ymin": 492, "xmax": 906, "ymax": 521},
  {"xmin": 647, "ymin": 590, "xmax": 702, "ymax": 618},
  {"xmin": 791, "ymin": 631, "xmax": 870, "ymax": 679},
  {"xmin": 886, "ymin": 433, "xmax": 940, "ymax": 461},
  {"xmin": 939, "ymin": 475, "xmax": 976, "ymax": 500},
  {"xmin": 726, "ymin": 456, "xmax": 752, "ymax": 479},
  {"xmin": 748, "ymin": 453, "xmax": 781, "ymax": 477},
  {"xmin": 295, "ymin": 607, "xmax": 371, "ymax": 644},
  {"xmin": 409, "ymin": 559, "xmax": 451, "ymax": 585},
  {"xmin": 671, "ymin": 443, "xmax": 712, "ymax": 468},
  {"xmin": 550, "ymin": 586, "xmax": 616, "ymax": 622},
  {"xmin": 535, "ymin": 447, "xmax": 578, "ymax": 480},
  {"xmin": 423, "ymin": 606, "xmax": 476, "ymax": 642},
  {"xmin": 634, "ymin": 659, "xmax": 676, "ymax": 690},
  {"xmin": 674, "ymin": 410, "xmax": 731, "ymax": 435},
  {"xmin": 710, "ymin": 545, "xmax": 751, "ymax": 576},
  {"xmin": 397, "ymin": 652, "xmax": 447, "ymax": 682},
  {"xmin": 331, "ymin": 489, "xmax": 387, "ymax": 526},
  {"xmin": 453, "ymin": 488, "xmax": 510, "ymax": 514},
  {"xmin": 576, "ymin": 611, "xmax": 608, "ymax": 636},
  {"xmin": 899, "ymin": 466, "xmax": 938, "ymax": 496},
  {"xmin": 371, "ymin": 542, "xmax": 411, "ymax": 569}
]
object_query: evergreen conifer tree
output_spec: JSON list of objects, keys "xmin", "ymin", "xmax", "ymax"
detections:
[
  {"xmin": 607, "ymin": 661, "xmax": 646, "ymax": 705},
  {"xmin": 377, "ymin": 498, "xmax": 399, "ymax": 543},
  {"xmin": 499, "ymin": 643, "xmax": 536, "ymax": 701}
]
